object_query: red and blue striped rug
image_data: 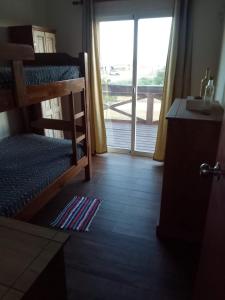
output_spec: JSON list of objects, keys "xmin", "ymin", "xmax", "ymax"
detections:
[{"xmin": 50, "ymin": 195, "xmax": 101, "ymax": 232}]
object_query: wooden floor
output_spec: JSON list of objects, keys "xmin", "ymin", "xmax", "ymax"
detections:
[
  {"xmin": 32, "ymin": 154, "xmax": 199, "ymax": 300},
  {"xmin": 105, "ymin": 121, "xmax": 158, "ymax": 153}
]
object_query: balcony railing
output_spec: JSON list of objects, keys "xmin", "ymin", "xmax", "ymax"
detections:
[
  {"xmin": 102, "ymin": 84, "xmax": 163, "ymax": 152},
  {"xmin": 102, "ymin": 84, "xmax": 163, "ymax": 125}
]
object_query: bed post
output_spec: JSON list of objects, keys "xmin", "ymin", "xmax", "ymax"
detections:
[
  {"xmin": 2, "ymin": 43, "xmax": 35, "ymax": 131},
  {"xmin": 11, "ymin": 60, "xmax": 32, "ymax": 133},
  {"xmin": 69, "ymin": 92, "xmax": 78, "ymax": 165},
  {"xmin": 11, "ymin": 60, "xmax": 27, "ymax": 107},
  {"xmin": 0, "ymin": 43, "xmax": 35, "ymax": 107},
  {"xmin": 79, "ymin": 52, "xmax": 92, "ymax": 180}
]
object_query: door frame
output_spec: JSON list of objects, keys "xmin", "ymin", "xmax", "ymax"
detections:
[
  {"xmin": 107, "ymin": 146, "xmax": 154, "ymax": 158},
  {"xmin": 130, "ymin": 17, "xmax": 138, "ymax": 155},
  {"xmin": 98, "ymin": 16, "xmax": 167, "ymax": 157}
]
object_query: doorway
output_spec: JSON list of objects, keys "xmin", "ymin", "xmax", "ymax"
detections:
[{"xmin": 99, "ymin": 17, "xmax": 172, "ymax": 155}]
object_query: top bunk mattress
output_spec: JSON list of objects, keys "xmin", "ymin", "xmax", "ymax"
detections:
[
  {"xmin": 0, "ymin": 134, "xmax": 84, "ymax": 217},
  {"xmin": 0, "ymin": 65, "xmax": 80, "ymax": 89}
]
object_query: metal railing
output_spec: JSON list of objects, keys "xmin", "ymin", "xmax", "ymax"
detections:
[{"xmin": 102, "ymin": 84, "xmax": 163, "ymax": 124}]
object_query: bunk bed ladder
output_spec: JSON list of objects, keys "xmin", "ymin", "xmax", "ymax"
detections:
[
  {"xmin": 69, "ymin": 92, "xmax": 78, "ymax": 165},
  {"xmin": 79, "ymin": 52, "xmax": 92, "ymax": 180}
]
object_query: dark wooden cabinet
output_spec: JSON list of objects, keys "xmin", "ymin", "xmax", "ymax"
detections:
[
  {"xmin": 8, "ymin": 25, "xmax": 56, "ymax": 53},
  {"xmin": 157, "ymin": 98, "xmax": 223, "ymax": 242}
]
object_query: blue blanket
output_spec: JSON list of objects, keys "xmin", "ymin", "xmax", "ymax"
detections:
[
  {"xmin": 0, "ymin": 65, "xmax": 80, "ymax": 88},
  {"xmin": 0, "ymin": 134, "xmax": 83, "ymax": 217}
]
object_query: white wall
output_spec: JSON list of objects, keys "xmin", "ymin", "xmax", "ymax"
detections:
[
  {"xmin": 215, "ymin": 20, "xmax": 225, "ymax": 106},
  {"xmin": 0, "ymin": 0, "xmax": 47, "ymax": 27},
  {"xmin": 46, "ymin": 0, "xmax": 173, "ymax": 56},
  {"xmin": 0, "ymin": 0, "xmax": 47, "ymax": 43},
  {"xmin": 0, "ymin": 0, "xmax": 48, "ymax": 138},
  {"xmin": 191, "ymin": 0, "xmax": 225, "ymax": 96},
  {"xmin": 46, "ymin": 0, "xmax": 83, "ymax": 57}
]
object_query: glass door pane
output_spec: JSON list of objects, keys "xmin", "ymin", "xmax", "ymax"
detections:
[
  {"xmin": 136, "ymin": 17, "xmax": 172, "ymax": 153},
  {"xmin": 99, "ymin": 20, "xmax": 134, "ymax": 150}
]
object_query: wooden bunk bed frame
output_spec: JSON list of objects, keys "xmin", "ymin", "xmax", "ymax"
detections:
[{"xmin": 0, "ymin": 42, "xmax": 92, "ymax": 221}]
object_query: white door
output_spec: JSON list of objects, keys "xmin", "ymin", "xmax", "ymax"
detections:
[
  {"xmin": 33, "ymin": 30, "xmax": 45, "ymax": 53},
  {"xmin": 33, "ymin": 30, "xmax": 63, "ymax": 139},
  {"xmin": 45, "ymin": 32, "xmax": 56, "ymax": 53}
]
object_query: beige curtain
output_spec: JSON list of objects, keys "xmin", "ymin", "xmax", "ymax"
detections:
[
  {"xmin": 83, "ymin": 0, "xmax": 107, "ymax": 154},
  {"xmin": 153, "ymin": 0, "xmax": 193, "ymax": 161}
]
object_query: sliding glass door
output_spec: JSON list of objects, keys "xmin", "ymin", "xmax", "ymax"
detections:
[
  {"xmin": 135, "ymin": 18, "xmax": 172, "ymax": 153},
  {"xmin": 99, "ymin": 17, "xmax": 172, "ymax": 155},
  {"xmin": 99, "ymin": 20, "xmax": 134, "ymax": 150}
]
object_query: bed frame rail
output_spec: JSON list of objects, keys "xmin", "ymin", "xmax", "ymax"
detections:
[
  {"xmin": 25, "ymin": 53, "xmax": 80, "ymax": 66},
  {"xmin": 0, "ymin": 42, "xmax": 34, "ymax": 61}
]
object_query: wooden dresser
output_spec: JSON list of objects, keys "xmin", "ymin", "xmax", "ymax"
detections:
[
  {"xmin": 157, "ymin": 98, "xmax": 224, "ymax": 242},
  {"xmin": 0, "ymin": 217, "xmax": 69, "ymax": 300}
]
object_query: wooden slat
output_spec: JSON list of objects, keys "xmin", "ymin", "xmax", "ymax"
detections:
[
  {"xmin": 26, "ymin": 78, "xmax": 85, "ymax": 104},
  {"xmin": 0, "ymin": 43, "xmax": 34, "ymax": 61},
  {"xmin": 31, "ymin": 118, "xmax": 71, "ymax": 131},
  {"xmin": 76, "ymin": 133, "xmax": 86, "ymax": 143},
  {"xmin": 105, "ymin": 121, "xmax": 158, "ymax": 153},
  {"xmin": 0, "ymin": 78, "xmax": 85, "ymax": 111},
  {"xmin": 25, "ymin": 118, "xmax": 85, "ymax": 134},
  {"xmin": 15, "ymin": 156, "xmax": 88, "ymax": 221},
  {"xmin": 74, "ymin": 111, "xmax": 85, "ymax": 120}
]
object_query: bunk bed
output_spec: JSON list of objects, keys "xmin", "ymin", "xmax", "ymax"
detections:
[{"xmin": 0, "ymin": 42, "xmax": 92, "ymax": 221}]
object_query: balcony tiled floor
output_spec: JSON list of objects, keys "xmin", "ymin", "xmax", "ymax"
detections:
[{"xmin": 105, "ymin": 121, "xmax": 158, "ymax": 154}]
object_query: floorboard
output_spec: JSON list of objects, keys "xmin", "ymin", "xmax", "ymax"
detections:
[
  {"xmin": 32, "ymin": 154, "xmax": 199, "ymax": 300},
  {"xmin": 105, "ymin": 121, "xmax": 158, "ymax": 152}
]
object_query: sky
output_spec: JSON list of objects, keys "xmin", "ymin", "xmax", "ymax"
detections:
[{"xmin": 99, "ymin": 17, "xmax": 172, "ymax": 75}]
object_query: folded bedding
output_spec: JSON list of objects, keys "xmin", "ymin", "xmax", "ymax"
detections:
[
  {"xmin": 0, "ymin": 65, "xmax": 80, "ymax": 89},
  {"xmin": 0, "ymin": 134, "xmax": 84, "ymax": 217}
]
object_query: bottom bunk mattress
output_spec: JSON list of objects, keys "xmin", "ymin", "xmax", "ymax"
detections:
[{"xmin": 0, "ymin": 134, "xmax": 84, "ymax": 217}]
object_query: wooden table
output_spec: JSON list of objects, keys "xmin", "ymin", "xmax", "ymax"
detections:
[
  {"xmin": 157, "ymin": 99, "xmax": 224, "ymax": 242},
  {"xmin": 0, "ymin": 217, "xmax": 69, "ymax": 300}
]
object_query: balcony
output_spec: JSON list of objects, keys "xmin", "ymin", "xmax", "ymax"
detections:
[{"xmin": 103, "ymin": 84, "xmax": 163, "ymax": 153}]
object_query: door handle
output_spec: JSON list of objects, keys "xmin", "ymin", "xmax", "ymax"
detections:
[{"xmin": 200, "ymin": 162, "xmax": 225, "ymax": 181}]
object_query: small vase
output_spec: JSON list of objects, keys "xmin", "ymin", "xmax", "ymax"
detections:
[
  {"xmin": 204, "ymin": 77, "xmax": 215, "ymax": 104},
  {"xmin": 200, "ymin": 68, "xmax": 210, "ymax": 98}
]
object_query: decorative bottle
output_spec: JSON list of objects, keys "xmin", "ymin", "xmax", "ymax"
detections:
[
  {"xmin": 204, "ymin": 77, "xmax": 215, "ymax": 104},
  {"xmin": 200, "ymin": 68, "xmax": 210, "ymax": 98}
]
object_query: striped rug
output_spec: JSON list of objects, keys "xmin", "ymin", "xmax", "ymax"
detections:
[{"xmin": 50, "ymin": 195, "xmax": 101, "ymax": 232}]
